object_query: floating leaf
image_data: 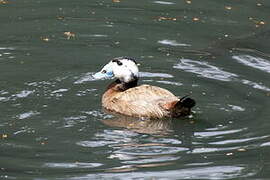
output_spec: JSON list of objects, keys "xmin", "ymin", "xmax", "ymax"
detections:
[
  {"xmin": 41, "ymin": 37, "xmax": 50, "ymax": 42},
  {"xmin": 0, "ymin": 0, "xmax": 8, "ymax": 4},
  {"xmin": 2, "ymin": 134, "xmax": 8, "ymax": 138},
  {"xmin": 157, "ymin": 16, "xmax": 177, "ymax": 21},
  {"xmin": 225, "ymin": 6, "xmax": 232, "ymax": 10},
  {"xmin": 192, "ymin": 17, "xmax": 200, "ymax": 21},
  {"xmin": 64, "ymin": 32, "xmax": 76, "ymax": 39}
]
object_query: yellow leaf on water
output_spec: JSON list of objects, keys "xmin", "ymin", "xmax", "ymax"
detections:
[
  {"xmin": 193, "ymin": 17, "xmax": 200, "ymax": 21},
  {"xmin": 0, "ymin": 0, "xmax": 8, "ymax": 4},
  {"xmin": 41, "ymin": 37, "xmax": 50, "ymax": 42},
  {"xmin": 64, "ymin": 32, "xmax": 76, "ymax": 39},
  {"xmin": 157, "ymin": 16, "xmax": 177, "ymax": 21},
  {"xmin": 2, "ymin": 134, "xmax": 8, "ymax": 138},
  {"xmin": 237, "ymin": 148, "xmax": 247, "ymax": 152},
  {"xmin": 225, "ymin": 6, "xmax": 232, "ymax": 10}
]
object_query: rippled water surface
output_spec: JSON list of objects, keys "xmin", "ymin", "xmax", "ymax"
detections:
[{"xmin": 1, "ymin": 0, "xmax": 270, "ymax": 179}]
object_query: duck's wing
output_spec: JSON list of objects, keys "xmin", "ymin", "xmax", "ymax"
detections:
[
  {"xmin": 116, "ymin": 85, "xmax": 177, "ymax": 101},
  {"xmin": 104, "ymin": 85, "xmax": 179, "ymax": 118}
]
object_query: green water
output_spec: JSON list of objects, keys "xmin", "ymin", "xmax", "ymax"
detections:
[{"xmin": 1, "ymin": 0, "xmax": 270, "ymax": 179}]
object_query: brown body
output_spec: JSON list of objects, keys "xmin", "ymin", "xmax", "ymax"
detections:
[{"xmin": 102, "ymin": 81, "xmax": 192, "ymax": 119}]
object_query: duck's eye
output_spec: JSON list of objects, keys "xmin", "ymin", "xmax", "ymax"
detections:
[
  {"xmin": 102, "ymin": 70, "xmax": 107, "ymax": 74},
  {"xmin": 112, "ymin": 59, "xmax": 123, "ymax": 66},
  {"xmin": 117, "ymin": 61, "xmax": 123, "ymax": 66}
]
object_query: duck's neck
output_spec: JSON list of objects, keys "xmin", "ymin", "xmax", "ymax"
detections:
[{"xmin": 107, "ymin": 78, "xmax": 138, "ymax": 92}]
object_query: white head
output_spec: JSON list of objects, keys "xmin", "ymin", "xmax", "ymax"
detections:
[{"xmin": 93, "ymin": 57, "xmax": 139, "ymax": 83}]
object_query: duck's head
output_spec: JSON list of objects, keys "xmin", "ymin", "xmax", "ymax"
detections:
[{"xmin": 93, "ymin": 57, "xmax": 139, "ymax": 83}]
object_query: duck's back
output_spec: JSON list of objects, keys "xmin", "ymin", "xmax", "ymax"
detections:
[{"xmin": 102, "ymin": 84, "xmax": 181, "ymax": 118}]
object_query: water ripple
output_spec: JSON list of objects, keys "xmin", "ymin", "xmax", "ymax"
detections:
[
  {"xmin": 158, "ymin": 40, "xmax": 191, "ymax": 47},
  {"xmin": 156, "ymin": 80, "xmax": 183, "ymax": 86},
  {"xmin": 0, "ymin": 90, "xmax": 34, "ymax": 102},
  {"xmin": 232, "ymin": 55, "xmax": 270, "ymax": 73},
  {"xmin": 174, "ymin": 58, "xmax": 270, "ymax": 91},
  {"xmin": 63, "ymin": 116, "xmax": 87, "ymax": 128},
  {"xmin": 140, "ymin": 72, "xmax": 173, "ymax": 78},
  {"xmin": 77, "ymin": 140, "xmax": 118, "ymax": 148},
  {"xmin": 0, "ymin": 47, "xmax": 16, "ymax": 60},
  {"xmin": 16, "ymin": 111, "xmax": 40, "ymax": 120},
  {"xmin": 209, "ymin": 135, "xmax": 269, "ymax": 145},
  {"xmin": 153, "ymin": 1, "xmax": 175, "ymax": 5},
  {"xmin": 190, "ymin": 147, "xmax": 237, "ymax": 154},
  {"xmin": 173, "ymin": 59, "xmax": 238, "ymax": 81},
  {"xmin": 194, "ymin": 128, "xmax": 246, "ymax": 138},
  {"xmin": 77, "ymin": 130, "xmax": 139, "ymax": 148},
  {"xmin": 74, "ymin": 72, "xmax": 96, "ymax": 84},
  {"xmin": 44, "ymin": 162, "xmax": 103, "ymax": 169},
  {"xmin": 67, "ymin": 165, "xmax": 257, "ymax": 179},
  {"xmin": 15, "ymin": 90, "xmax": 34, "ymax": 98},
  {"xmin": 122, "ymin": 155, "xmax": 180, "ymax": 164},
  {"xmin": 114, "ymin": 146, "xmax": 189, "ymax": 156},
  {"xmin": 241, "ymin": 79, "xmax": 270, "ymax": 91}
]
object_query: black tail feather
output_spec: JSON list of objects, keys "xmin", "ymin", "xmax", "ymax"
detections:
[
  {"xmin": 172, "ymin": 96, "xmax": 196, "ymax": 117},
  {"xmin": 182, "ymin": 98, "xmax": 196, "ymax": 108},
  {"xmin": 180, "ymin": 96, "xmax": 196, "ymax": 109}
]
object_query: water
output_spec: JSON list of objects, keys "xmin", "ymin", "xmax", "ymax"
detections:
[{"xmin": 1, "ymin": 0, "xmax": 270, "ymax": 179}]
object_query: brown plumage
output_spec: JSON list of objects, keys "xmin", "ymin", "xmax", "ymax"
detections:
[
  {"xmin": 102, "ymin": 81, "xmax": 194, "ymax": 119},
  {"xmin": 94, "ymin": 57, "xmax": 196, "ymax": 119}
]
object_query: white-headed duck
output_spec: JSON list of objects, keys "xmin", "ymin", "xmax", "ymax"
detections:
[{"xmin": 93, "ymin": 57, "xmax": 195, "ymax": 119}]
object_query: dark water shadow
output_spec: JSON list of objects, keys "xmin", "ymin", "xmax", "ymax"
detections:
[
  {"xmin": 208, "ymin": 29, "xmax": 270, "ymax": 56},
  {"xmin": 158, "ymin": 29, "xmax": 270, "ymax": 58}
]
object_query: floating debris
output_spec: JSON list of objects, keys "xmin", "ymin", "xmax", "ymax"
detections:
[
  {"xmin": 0, "ymin": 0, "xmax": 8, "ymax": 4},
  {"xmin": 40, "ymin": 142, "xmax": 47, "ymax": 145},
  {"xmin": 154, "ymin": 1, "xmax": 175, "ymax": 5},
  {"xmin": 192, "ymin": 17, "xmax": 200, "ymax": 22},
  {"xmin": 225, "ymin": 6, "xmax": 232, "ymax": 10},
  {"xmin": 237, "ymin": 148, "xmax": 247, "ymax": 152},
  {"xmin": 41, "ymin": 37, "xmax": 50, "ymax": 42},
  {"xmin": 112, "ymin": 0, "xmax": 120, "ymax": 2},
  {"xmin": 157, "ymin": 16, "xmax": 177, "ymax": 21},
  {"xmin": 226, "ymin": 152, "xmax": 233, "ymax": 156},
  {"xmin": 248, "ymin": 17, "xmax": 266, "ymax": 27},
  {"xmin": 2, "ymin": 134, "xmax": 8, "ymax": 138},
  {"xmin": 186, "ymin": 0, "xmax": 192, "ymax": 4},
  {"xmin": 64, "ymin": 31, "xmax": 75, "ymax": 39},
  {"xmin": 57, "ymin": 16, "xmax": 65, "ymax": 20}
]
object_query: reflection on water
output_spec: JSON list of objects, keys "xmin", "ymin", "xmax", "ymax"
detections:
[{"xmin": 102, "ymin": 116, "xmax": 174, "ymax": 135}]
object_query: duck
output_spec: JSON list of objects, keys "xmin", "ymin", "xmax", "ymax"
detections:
[{"xmin": 93, "ymin": 57, "xmax": 195, "ymax": 119}]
